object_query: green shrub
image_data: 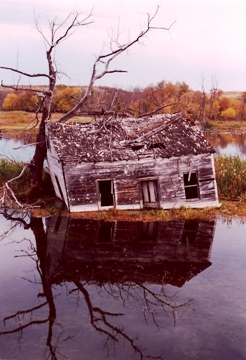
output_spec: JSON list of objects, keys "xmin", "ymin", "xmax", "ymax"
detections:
[{"xmin": 214, "ymin": 155, "xmax": 246, "ymax": 200}]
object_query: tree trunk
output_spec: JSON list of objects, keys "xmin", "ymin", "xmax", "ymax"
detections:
[
  {"xmin": 30, "ymin": 48, "xmax": 56, "ymax": 190},
  {"xmin": 30, "ymin": 109, "xmax": 48, "ymax": 190}
]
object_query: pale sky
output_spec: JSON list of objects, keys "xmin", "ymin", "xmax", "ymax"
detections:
[{"xmin": 0, "ymin": 0, "xmax": 246, "ymax": 92}]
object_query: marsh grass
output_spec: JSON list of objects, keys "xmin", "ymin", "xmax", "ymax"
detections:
[
  {"xmin": 207, "ymin": 120, "xmax": 246, "ymax": 131},
  {"xmin": 0, "ymin": 111, "xmax": 91, "ymax": 127},
  {"xmin": 0, "ymin": 158, "xmax": 54, "ymax": 198},
  {"xmin": 0, "ymin": 158, "xmax": 29, "ymax": 191},
  {"xmin": 0, "ymin": 111, "xmax": 92, "ymax": 140},
  {"xmin": 214, "ymin": 155, "xmax": 246, "ymax": 200}
]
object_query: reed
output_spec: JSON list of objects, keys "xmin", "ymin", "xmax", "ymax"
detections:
[
  {"xmin": 0, "ymin": 158, "xmax": 29, "ymax": 190},
  {"xmin": 0, "ymin": 159, "xmax": 53, "ymax": 196},
  {"xmin": 214, "ymin": 155, "xmax": 246, "ymax": 200}
]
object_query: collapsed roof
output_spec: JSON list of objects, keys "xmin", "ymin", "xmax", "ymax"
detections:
[{"xmin": 46, "ymin": 114, "xmax": 215, "ymax": 164}]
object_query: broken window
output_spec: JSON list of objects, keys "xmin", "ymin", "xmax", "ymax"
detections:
[
  {"xmin": 98, "ymin": 180, "xmax": 114, "ymax": 207},
  {"xmin": 140, "ymin": 179, "xmax": 159, "ymax": 207},
  {"xmin": 131, "ymin": 144, "xmax": 144, "ymax": 151},
  {"xmin": 183, "ymin": 172, "xmax": 199, "ymax": 199},
  {"xmin": 149, "ymin": 143, "xmax": 166, "ymax": 150}
]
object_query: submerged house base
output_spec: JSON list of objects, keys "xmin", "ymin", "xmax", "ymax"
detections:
[{"xmin": 46, "ymin": 114, "xmax": 220, "ymax": 212}]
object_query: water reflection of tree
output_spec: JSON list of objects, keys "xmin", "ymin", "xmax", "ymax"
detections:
[
  {"xmin": 0, "ymin": 211, "xmax": 193, "ymax": 360},
  {"xmin": 207, "ymin": 132, "xmax": 246, "ymax": 155}
]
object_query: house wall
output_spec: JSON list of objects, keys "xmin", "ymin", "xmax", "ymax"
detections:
[
  {"xmin": 46, "ymin": 137, "xmax": 70, "ymax": 209},
  {"xmin": 61, "ymin": 153, "xmax": 219, "ymax": 212}
]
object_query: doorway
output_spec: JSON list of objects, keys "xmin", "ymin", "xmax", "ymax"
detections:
[{"xmin": 140, "ymin": 179, "xmax": 159, "ymax": 208}]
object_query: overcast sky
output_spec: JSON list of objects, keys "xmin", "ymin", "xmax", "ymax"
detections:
[{"xmin": 0, "ymin": 0, "xmax": 246, "ymax": 92}]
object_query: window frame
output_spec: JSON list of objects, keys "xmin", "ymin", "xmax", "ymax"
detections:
[{"xmin": 183, "ymin": 172, "xmax": 200, "ymax": 200}]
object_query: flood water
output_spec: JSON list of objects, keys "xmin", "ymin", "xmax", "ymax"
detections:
[
  {"xmin": 0, "ymin": 134, "xmax": 246, "ymax": 359},
  {"xmin": 0, "ymin": 138, "xmax": 34, "ymax": 161},
  {"xmin": 0, "ymin": 214, "xmax": 246, "ymax": 359},
  {"xmin": 206, "ymin": 132, "xmax": 246, "ymax": 157}
]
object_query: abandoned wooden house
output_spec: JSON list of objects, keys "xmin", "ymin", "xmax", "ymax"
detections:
[{"xmin": 45, "ymin": 114, "xmax": 220, "ymax": 212}]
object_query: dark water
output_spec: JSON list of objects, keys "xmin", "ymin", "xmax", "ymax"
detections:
[{"xmin": 0, "ymin": 213, "xmax": 246, "ymax": 360}]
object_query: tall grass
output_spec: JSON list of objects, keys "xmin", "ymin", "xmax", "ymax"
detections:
[
  {"xmin": 0, "ymin": 159, "xmax": 54, "ymax": 196},
  {"xmin": 214, "ymin": 155, "xmax": 246, "ymax": 200},
  {"xmin": 0, "ymin": 158, "xmax": 29, "ymax": 191}
]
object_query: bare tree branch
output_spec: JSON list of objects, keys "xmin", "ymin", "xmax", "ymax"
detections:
[
  {"xmin": 58, "ymin": 6, "xmax": 174, "ymax": 123},
  {"xmin": 1, "ymin": 163, "xmax": 30, "ymax": 208},
  {"xmin": 0, "ymin": 66, "xmax": 51, "ymax": 79}
]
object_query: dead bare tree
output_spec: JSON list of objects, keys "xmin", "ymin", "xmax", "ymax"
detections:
[{"xmin": 0, "ymin": 6, "xmax": 173, "ymax": 204}]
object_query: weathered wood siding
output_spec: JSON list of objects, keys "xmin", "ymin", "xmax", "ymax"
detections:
[
  {"xmin": 61, "ymin": 153, "xmax": 219, "ymax": 212},
  {"xmin": 46, "ymin": 139, "xmax": 69, "ymax": 208}
]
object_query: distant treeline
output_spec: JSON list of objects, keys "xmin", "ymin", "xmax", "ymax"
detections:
[{"xmin": 1, "ymin": 82, "xmax": 246, "ymax": 122}]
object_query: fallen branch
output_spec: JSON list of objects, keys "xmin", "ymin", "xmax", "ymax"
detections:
[{"xmin": 1, "ymin": 163, "xmax": 30, "ymax": 208}]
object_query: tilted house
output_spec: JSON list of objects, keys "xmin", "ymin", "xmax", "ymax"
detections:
[{"xmin": 45, "ymin": 114, "xmax": 220, "ymax": 212}]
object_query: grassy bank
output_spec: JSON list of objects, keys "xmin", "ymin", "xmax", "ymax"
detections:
[
  {"xmin": 0, "ymin": 111, "xmax": 91, "ymax": 140},
  {"xmin": 54, "ymin": 201, "xmax": 246, "ymax": 221},
  {"xmin": 2, "ymin": 111, "xmax": 246, "ymax": 135},
  {"xmin": 207, "ymin": 119, "xmax": 246, "ymax": 131}
]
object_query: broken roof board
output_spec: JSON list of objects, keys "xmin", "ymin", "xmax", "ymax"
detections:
[{"xmin": 46, "ymin": 114, "xmax": 215, "ymax": 164}]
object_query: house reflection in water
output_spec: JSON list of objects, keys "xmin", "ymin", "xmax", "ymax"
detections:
[{"xmin": 45, "ymin": 217, "xmax": 216, "ymax": 287}]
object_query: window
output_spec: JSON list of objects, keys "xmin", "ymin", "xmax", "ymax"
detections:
[
  {"xmin": 183, "ymin": 172, "xmax": 199, "ymax": 200},
  {"xmin": 149, "ymin": 143, "xmax": 166, "ymax": 150},
  {"xmin": 140, "ymin": 180, "xmax": 159, "ymax": 207},
  {"xmin": 98, "ymin": 180, "xmax": 114, "ymax": 207}
]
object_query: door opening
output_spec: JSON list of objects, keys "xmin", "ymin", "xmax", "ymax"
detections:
[{"xmin": 140, "ymin": 179, "xmax": 159, "ymax": 208}]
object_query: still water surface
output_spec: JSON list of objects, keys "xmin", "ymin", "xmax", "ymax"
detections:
[
  {"xmin": 206, "ymin": 132, "xmax": 246, "ymax": 157},
  {"xmin": 0, "ymin": 133, "xmax": 246, "ymax": 359},
  {"xmin": 0, "ymin": 138, "xmax": 34, "ymax": 161},
  {"xmin": 0, "ymin": 214, "xmax": 246, "ymax": 360}
]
